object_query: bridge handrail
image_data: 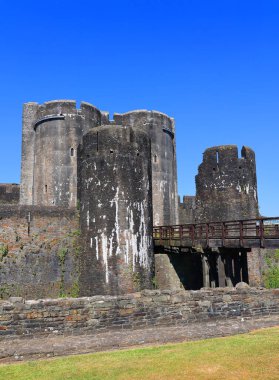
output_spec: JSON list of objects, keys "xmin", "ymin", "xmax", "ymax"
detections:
[
  {"xmin": 153, "ymin": 216, "xmax": 279, "ymax": 248},
  {"xmin": 153, "ymin": 216, "xmax": 279, "ymax": 229}
]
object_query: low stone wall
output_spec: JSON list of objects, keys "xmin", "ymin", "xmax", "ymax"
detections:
[{"xmin": 0, "ymin": 287, "xmax": 278, "ymax": 339}]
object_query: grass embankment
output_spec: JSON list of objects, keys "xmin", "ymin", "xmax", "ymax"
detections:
[{"xmin": 0, "ymin": 327, "xmax": 278, "ymax": 380}]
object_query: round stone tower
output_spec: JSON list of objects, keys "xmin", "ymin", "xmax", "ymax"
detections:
[
  {"xmin": 20, "ymin": 100, "xmax": 102, "ymax": 207},
  {"xmin": 113, "ymin": 110, "xmax": 180, "ymax": 289},
  {"xmin": 78, "ymin": 124, "xmax": 154, "ymax": 296},
  {"xmin": 195, "ymin": 145, "xmax": 259, "ymax": 222}
]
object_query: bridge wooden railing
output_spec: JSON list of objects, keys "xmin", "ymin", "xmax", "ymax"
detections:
[{"xmin": 153, "ymin": 217, "xmax": 279, "ymax": 249}]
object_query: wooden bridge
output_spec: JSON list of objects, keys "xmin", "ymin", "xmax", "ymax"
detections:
[{"xmin": 153, "ymin": 217, "xmax": 279, "ymax": 250}]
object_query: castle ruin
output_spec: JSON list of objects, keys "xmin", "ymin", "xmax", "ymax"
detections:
[{"xmin": 0, "ymin": 100, "xmax": 270, "ymax": 299}]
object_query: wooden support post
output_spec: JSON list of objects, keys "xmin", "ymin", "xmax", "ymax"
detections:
[
  {"xmin": 217, "ymin": 254, "xmax": 226, "ymax": 287},
  {"xmin": 202, "ymin": 255, "xmax": 210, "ymax": 288},
  {"xmin": 224, "ymin": 254, "xmax": 233, "ymax": 287}
]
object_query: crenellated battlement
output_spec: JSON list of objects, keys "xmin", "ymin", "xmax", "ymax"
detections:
[
  {"xmin": 199, "ymin": 145, "xmax": 256, "ymax": 174},
  {"xmin": 113, "ymin": 109, "xmax": 175, "ymax": 132},
  {"xmin": 24, "ymin": 100, "xmax": 102, "ymax": 129}
]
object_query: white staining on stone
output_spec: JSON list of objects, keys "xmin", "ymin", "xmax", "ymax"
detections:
[
  {"xmin": 127, "ymin": 206, "xmax": 137, "ymax": 270},
  {"xmin": 85, "ymin": 177, "xmax": 93, "ymax": 189},
  {"xmin": 109, "ymin": 236, "xmax": 113, "ymax": 257},
  {"xmin": 236, "ymin": 184, "xmax": 242, "ymax": 193},
  {"xmin": 125, "ymin": 238, "xmax": 129, "ymax": 265},
  {"xmin": 110, "ymin": 187, "xmax": 120, "ymax": 255},
  {"xmin": 154, "ymin": 212, "xmax": 160, "ymax": 225},
  {"xmin": 87, "ymin": 210, "xmax": 90, "ymax": 229},
  {"xmin": 95, "ymin": 236, "xmax": 99, "ymax": 260},
  {"xmin": 101, "ymin": 232, "xmax": 109, "ymax": 283},
  {"xmin": 90, "ymin": 237, "xmax": 93, "ymax": 248},
  {"xmin": 123, "ymin": 201, "xmax": 151, "ymax": 272},
  {"xmin": 159, "ymin": 180, "xmax": 167, "ymax": 193},
  {"xmin": 146, "ymin": 178, "xmax": 150, "ymax": 191}
]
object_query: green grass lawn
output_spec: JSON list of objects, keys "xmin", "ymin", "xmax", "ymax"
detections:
[{"xmin": 0, "ymin": 327, "xmax": 278, "ymax": 380}]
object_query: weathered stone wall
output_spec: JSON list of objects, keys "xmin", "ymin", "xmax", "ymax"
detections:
[
  {"xmin": 195, "ymin": 145, "xmax": 259, "ymax": 223},
  {"xmin": 0, "ymin": 205, "xmax": 80, "ymax": 299},
  {"xmin": 78, "ymin": 125, "xmax": 154, "ymax": 296},
  {"xmin": 0, "ymin": 287, "xmax": 278, "ymax": 339},
  {"xmin": 0, "ymin": 184, "xmax": 20, "ymax": 205},
  {"xmin": 179, "ymin": 195, "xmax": 196, "ymax": 224}
]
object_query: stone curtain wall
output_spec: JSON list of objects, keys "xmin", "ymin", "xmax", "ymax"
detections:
[
  {"xmin": 0, "ymin": 184, "xmax": 20, "ymax": 205},
  {"xmin": 0, "ymin": 287, "xmax": 278, "ymax": 339},
  {"xmin": 179, "ymin": 195, "xmax": 196, "ymax": 224},
  {"xmin": 0, "ymin": 206, "xmax": 80, "ymax": 299}
]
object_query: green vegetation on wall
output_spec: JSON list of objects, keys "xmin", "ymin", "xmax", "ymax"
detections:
[
  {"xmin": 0, "ymin": 244, "xmax": 8, "ymax": 261},
  {"xmin": 263, "ymin": 249, "xmax": 279, "ymax": 289}
]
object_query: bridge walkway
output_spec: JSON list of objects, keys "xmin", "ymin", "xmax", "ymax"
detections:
[{"xmin": 153, "ymin": 217, "xmax": 279, "ymax": 250}]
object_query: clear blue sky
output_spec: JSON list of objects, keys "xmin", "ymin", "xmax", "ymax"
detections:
[{"xmin": 0, "ymin": 0, "xmax": 278, "ymax": 216}]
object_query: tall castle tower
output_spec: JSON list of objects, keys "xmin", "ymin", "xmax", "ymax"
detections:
[
  {"xmin": 78, "ymin": 125, "xmax": 153, "ymax": 295},
  {"xmin": 20, "ymin": 100, "xmax": 102, "ymax": 207},
  {"xmin": 113, "ymin": 111, "xmax": 181, "ymax": 288},
  {"xmin": 195, "ymin": 145, "xmax": 259, "ymax": 222}
]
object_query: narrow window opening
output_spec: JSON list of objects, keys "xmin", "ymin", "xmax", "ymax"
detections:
[
  {"xmin": 110, "ymin": 149, "xmax": 114, "ymax": 154},
  {"xmin": 70, "ymin": 147, "xmax": 74, "ymax": 157},
  {"xmin": 45, "ymin": 185, "xmax": 47, "ymax": 193},
  {"xmin": 136, "ymin": 151, "xmax": 140, "ymax": 156},
  {"xmin": 154, "ymin": 154, "xmax": 157, "ymax": 163}
]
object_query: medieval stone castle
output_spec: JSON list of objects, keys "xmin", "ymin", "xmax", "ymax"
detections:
[{"xmin": 0, "ymin": 100, "xmax": 262, "ymax": 299}]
